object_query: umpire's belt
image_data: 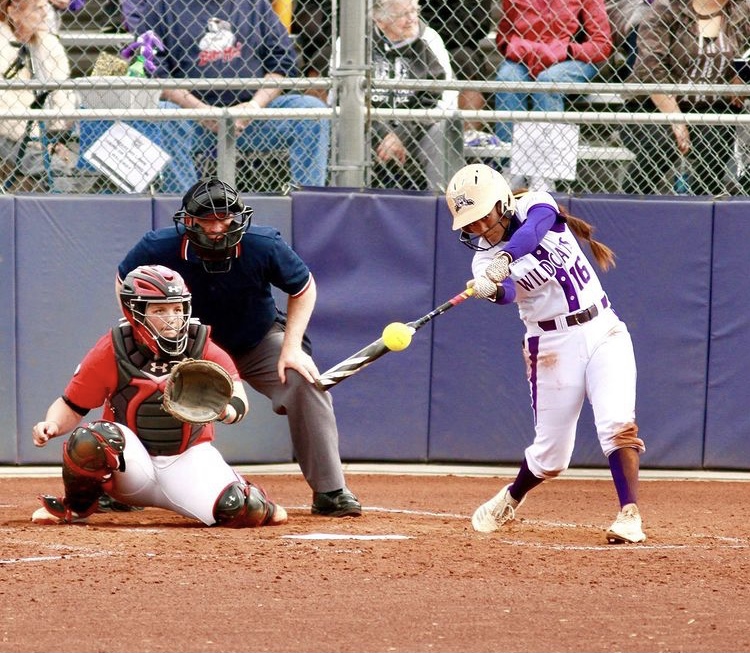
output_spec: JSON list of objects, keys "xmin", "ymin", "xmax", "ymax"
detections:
[{"xmin": 538, "ymin": 296, "xmax": 608, "ymax": 332}]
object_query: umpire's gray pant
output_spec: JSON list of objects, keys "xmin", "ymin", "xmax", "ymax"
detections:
[{"xmin": 232, "ymin": 322, "xmax": 347, "ymax": 495}]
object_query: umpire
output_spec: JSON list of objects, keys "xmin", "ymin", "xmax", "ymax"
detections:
[{"xmin": 116, "ymin": 177, "xmax": 361, "ymax": 517}]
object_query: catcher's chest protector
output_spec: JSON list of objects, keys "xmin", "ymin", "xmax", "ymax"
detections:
[{"xmin": 109, "ymin": 322, "xmax": 209, "ymax": 456}]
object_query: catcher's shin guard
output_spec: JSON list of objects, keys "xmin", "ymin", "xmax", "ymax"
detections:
[
  {"xmin": 62, "ymin": 421, "xmax": 126, "ymax": 515},
  {"xmin": 213, "ymin": 482, "xmax": 287, "ymax": 528}
]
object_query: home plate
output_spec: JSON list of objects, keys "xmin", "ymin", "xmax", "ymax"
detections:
[{"xmin": 282, "ymin": 533, "xmax": 411, "ymax": 540}]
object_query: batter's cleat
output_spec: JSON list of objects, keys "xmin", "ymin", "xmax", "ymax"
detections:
[
  {"xmin": 606, "ymin": 503, "xmax": 647, "ymax": 544},
  {"xmin": 311, "ymin": 488, "xmax": 362, "ymax": 517},
  {"xmin": 471, "ymin": 483, "xmax": 525, "ymax": 533},
  {"xmin": 31, "ymin": 495, "xmax": 90, "ymax": 525}
]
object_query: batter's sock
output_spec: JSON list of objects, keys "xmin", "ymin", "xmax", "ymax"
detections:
[
  {"xmin": 509, "ymin": 458, "xmax": 544, "ymax": 503},
  {"xmin": 608, "ymin": 447, "xmax": 639, "ymax": 507}
]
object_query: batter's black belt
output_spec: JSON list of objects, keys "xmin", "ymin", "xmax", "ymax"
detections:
[{"xmin": 538, "ymin": 296, "xmax": 608, "ymax": 332}]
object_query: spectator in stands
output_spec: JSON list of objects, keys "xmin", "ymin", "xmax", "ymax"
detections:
[
  {"xmin": 45, "ymin": 0, "xmax": 84, "ymax": 33},
  {"xmin": 492, "ymin": 0, "xmax": 613, "ymax": 154},
  {"xmin": 336, "ymin": 0, "xmax": 458, "ymax": 190},
  {"xmin": 133, "ymin": 0, "xmax": 329, "ymax": 193},
  {"xmin": 420, "ymin": 0, "xmax": 499, "ymax": 144},
  {"xmin": 291, "ymin": 0, "xmax": 330, "ymax": 103},
  {"xmin": 604, "ymin": 0, "xmax": 653, "ymax": 81},
  {"xmin": 621, "ymin": 0, "xmax": 750, "ymax": 196},
  {"xmin": 0, "ymin": 0, "xmax": 77, "ymax": 191}
]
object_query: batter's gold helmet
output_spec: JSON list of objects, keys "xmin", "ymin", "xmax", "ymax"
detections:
[{"xmin": 445, "ymin": 163, "xmax": 516, "ymax": 231}]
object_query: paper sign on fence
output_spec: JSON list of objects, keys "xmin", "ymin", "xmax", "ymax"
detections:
[
  {"xmin": 510, "ymin": 122, "xmax": 580, "ymax": 181},
  {"xmin": 82, "ymin": 121, "xmax": 171, "ymax": 193}
]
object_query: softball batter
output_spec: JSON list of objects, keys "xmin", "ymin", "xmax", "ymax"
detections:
[{"xmin": 445, "ymin": 163, "xmax": 646, "ymax": 544}]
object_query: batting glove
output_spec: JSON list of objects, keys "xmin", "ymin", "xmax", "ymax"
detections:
[
  {"xmin": 468, "ymin": 276, "xmax": 499, "ymax": 301},
  {"xmin": 485, "ymin": 251, "xmax": 513, "ymax": 283}
]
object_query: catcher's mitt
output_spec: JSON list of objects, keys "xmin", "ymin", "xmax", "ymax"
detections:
[{"xmin": 162, "ymin": 359, "xmax": 233, "ymax": 424}]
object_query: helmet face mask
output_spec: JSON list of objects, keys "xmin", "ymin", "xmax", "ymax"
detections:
[
  {"xmin": 119, "ymin": 265, "xmax": 192, "ymax": 357},
  {"xmin": 173, "ymin": 178, "xmax": 253, "ymax": 272},
  {"xmin": 459, "ymin": 210, "xmax": 516, "ymax": 251},
  {"xmin": 129, "ymin": 297, "xmax": 191, "ymax": 356},
  {"xmin": 445, "ymin": 164, "xmax": 517, "ymax": 249}
]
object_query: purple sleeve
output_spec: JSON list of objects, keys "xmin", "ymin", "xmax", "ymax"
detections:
[
  {"xmin": 503, "ymin": 204, "xmax": 558, "ymax": 261},
  {"xmin": 497, "ymin": 277, "xmax": 516, "ymax": 304}
]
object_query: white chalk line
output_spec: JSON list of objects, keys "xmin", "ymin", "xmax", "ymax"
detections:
[
  {"xmin": 281, "ymin": 533, "xmax": 411, "ymax": 540},
  {"xmin": 0, "ymin": 552, "xmax": 113, "ymax": 565},
  {"xmin": 1, "ymin": 504, "xmax": 746, "ymax": 565}
]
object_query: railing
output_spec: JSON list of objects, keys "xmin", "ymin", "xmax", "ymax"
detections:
[{"xmin": 3, "ymin": 77, "xmax": 750, "ymax": 194}]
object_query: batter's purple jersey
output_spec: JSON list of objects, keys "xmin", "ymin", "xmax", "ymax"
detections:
[{"xmin": 472, "ymin": 191, "xmax": 606, "ymax": 326}]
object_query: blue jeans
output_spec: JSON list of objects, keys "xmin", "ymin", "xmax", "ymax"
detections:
[
  {"xmin": 494, "ymin": 59, "xmax": 599, "ymax": 143},
  {"xmin": 158, "ymin": 93, "xmax": 330, "ymax": 193}
]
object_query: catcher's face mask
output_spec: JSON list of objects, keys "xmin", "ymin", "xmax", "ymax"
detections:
[
  {"xmin": 120, "ymin": 265, "xmax": 192, "ymax": 357},
  {"xmin": 173, "ymin": 178, "xmax": 253, "ymax": 273},
  {"xmin": 140, "ymin": 300, "xmax": 191, "ymax": 357}
]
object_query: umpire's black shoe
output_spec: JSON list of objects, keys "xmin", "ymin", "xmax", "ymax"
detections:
[{"xmin": 312, "ymin": 488, "xmax": 362, "ymax": 517}]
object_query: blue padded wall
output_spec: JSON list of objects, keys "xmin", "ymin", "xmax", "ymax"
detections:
[
  {"xmin": 293, "ymin": 189, "xmax": 437, "ymax": 461},
  {"xmin": 0, "ymin": 197, "xmax": 17, "ymax": 462},
  {"xmin": 8, "ymin": 194, "xmax": 294, "ymax": 466},
  {"xmin": 429, "ymin": 195, "xmax": 531, "ymax": 463},
  {"xmin": 7, "ymin": 191, "xmax": 750, "ymax": 470},
  {"xmin": 14, "ymin": 195, "xmax": 153, "ymax": 464},
  {"xmin": 565, "ymin": 196, "xmax": 711, "ymax": 469},
  {"xmin": 705, "ymin": 200, "xmax": 750, "ymax": 469}
]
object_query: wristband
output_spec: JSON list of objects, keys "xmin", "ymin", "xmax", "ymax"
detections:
[
  {"xmin": 248, "ymin": 99, "xmax": 261, "ymax": 110},
  {"xmin": 226, "ymin": 396, "xmax": 247, "ymax": 423}
]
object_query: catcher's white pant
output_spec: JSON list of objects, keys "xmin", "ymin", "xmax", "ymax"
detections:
[
  {"xmin": 107, "ymin": 424, "xmax": 243, "ymax": 525},
  {"xmin": 522, "ymin": 307, "xmax": 638, "ymax": 478}
]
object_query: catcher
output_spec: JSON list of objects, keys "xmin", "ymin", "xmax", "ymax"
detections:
[{"xmin": 31, "ymin": 264, "xmax": 286, "ymax": 528}]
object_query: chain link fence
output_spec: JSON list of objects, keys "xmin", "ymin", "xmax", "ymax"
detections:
[{"xmin": 2, "ymin": 0, "xmax": 749, "ymax": 196}]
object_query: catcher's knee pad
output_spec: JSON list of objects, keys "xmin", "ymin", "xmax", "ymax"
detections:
[
  {"xmin": 213, "ymin": 482, "xmax": 283, "ymax": 528},
  {"xmin": 64, "ymin": 421, "xmax": 126, "ymax": 481}
]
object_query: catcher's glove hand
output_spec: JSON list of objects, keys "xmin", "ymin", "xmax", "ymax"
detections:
[{"xmin": 162, "ymin": 359, "xmax": 233, "ymax": 424}]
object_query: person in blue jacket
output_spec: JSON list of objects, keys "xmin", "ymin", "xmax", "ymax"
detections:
[{"xmin": 131, "ymin": 0, "xmax": 329, "ymax": 192}]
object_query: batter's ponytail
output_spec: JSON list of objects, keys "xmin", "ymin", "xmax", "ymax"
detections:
[
  {"xmin": 558, "ymin": 207, "xmax": 616, "ymax": 271},
  {"xmin": 511, "ymin": 190, "xmax": 616, "ymax": 271}
]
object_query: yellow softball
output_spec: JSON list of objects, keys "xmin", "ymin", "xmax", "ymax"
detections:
[{"xmin": 382, "ymin": 322, "xmax": 414, "ymax": 351}]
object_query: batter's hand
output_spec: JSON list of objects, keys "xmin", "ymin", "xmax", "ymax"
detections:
[
  {"xmin": 32, "ymin": 421, "xmax": 60, "ymax": 447},
  {"xmin": 485, "ymin": 251, "xmax": 513, "ymax": 283},
  {"xmin": 467, "ymin": 276, "xmax": 499, "ymax": 301}
]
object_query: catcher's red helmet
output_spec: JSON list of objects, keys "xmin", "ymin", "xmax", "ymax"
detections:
[
  {"xmin": 119, "ymin": 265, "xmax": 192, "ymax": 357},
  {"xmin": 172, "ymin": 178, "xmax": 253, "ymax": 271}
]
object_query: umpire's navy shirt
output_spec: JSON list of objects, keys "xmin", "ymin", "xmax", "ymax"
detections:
[{"xmin": 118, "ymin": 226, "xmax": 310, "ymax": 356}]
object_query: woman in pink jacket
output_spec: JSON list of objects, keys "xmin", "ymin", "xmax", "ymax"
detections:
[{"xmin": 493, "ymin": 0, "xmax": 613, "ymax": 179}]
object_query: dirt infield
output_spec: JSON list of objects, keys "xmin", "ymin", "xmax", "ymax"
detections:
[{"xmin": 1, "ymin": 472, "xmax": 749, "ymax": 653}]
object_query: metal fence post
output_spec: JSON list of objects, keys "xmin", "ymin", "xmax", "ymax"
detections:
[
  {"xmin": 216, "ymin": 113, "xmax": 236, "ymax": 187},
  {"xmin": 332, "ymin": 0, "xmax": 367, "ymax": 187}
]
